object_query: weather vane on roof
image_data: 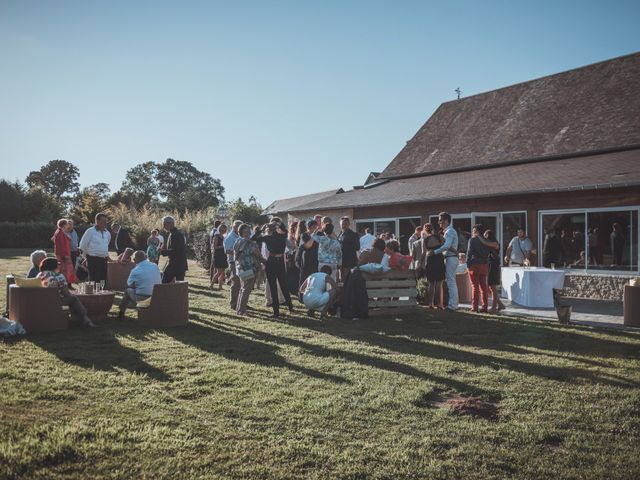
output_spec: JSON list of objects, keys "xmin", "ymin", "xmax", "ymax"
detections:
[{"xmin": 455, "ymin": 87, "xmax": 461, "ymax": 100}]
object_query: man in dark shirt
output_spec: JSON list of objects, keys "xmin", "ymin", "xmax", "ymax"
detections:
[
  {"xmin": 298, "ymin": 220, "xmax": 319, "ymax": 296},
  {"xmin": 255, "ymin": 222, "xmax": 294, "ymax": 317},
  {"xmin": 160, "ymin": 215, "xmax": 188, "ymax": 283},
  {"xmin": 338, "ymin": 217, "xmax": 360, "ymax": 281},
  {"xmin": 111, "ymin": 223, "xmax": 135, "ymax": 255}
]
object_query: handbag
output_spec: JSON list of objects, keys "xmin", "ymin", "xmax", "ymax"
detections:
[{"xmin": 237, "ymin": 268, "xmax": 255, "ymax": 281}]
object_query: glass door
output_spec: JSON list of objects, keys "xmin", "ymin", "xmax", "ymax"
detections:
[{"xmin": 399, "ymin": 217, "xmax": 422, "ymax": 254}]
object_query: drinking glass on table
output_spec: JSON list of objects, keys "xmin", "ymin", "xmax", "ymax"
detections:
[{"xmin": 100, "ymin": 280, "xmax": 105, "ymax": 292}]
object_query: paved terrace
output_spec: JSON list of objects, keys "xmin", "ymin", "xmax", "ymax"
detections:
[{"xmin": 459, "ymin": 298, "xmax": 627, "ymax": 329}]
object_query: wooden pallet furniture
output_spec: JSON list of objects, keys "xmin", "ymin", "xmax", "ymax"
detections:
[
  {"xmin": 106, "ymin": 262, "xmax": 135, "ymax": 291},
  {"xmin": 5, "ymin": 274, "xmax": 16, "ymax": 315},
  {"xmin": 623, "ymin": 283, "xmax": 640, "ymax": 327},
  {"xmin": 8, "ymin": 283, "xmax": 70, "ymax": 334},
  {"xmin": 137, "ymin": 281, "xmax": 189, "ymax": 328},
  {"xmin": 361, "ymin": 270, "xmax": 417, "ymax": 317}
]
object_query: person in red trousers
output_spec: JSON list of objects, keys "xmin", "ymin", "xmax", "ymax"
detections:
[{"xmin": 466, "ymin": 224, "xmax": 491, "ymax": 312}]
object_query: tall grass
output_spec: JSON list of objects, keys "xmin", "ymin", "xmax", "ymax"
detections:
[{"xmin": 107, "ymin": 203, "xmax": 216, "ymax": 247}]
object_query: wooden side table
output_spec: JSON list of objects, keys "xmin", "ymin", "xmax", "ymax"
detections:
[
  {"xmin": 75, "ymin": 291, "xmax": 116, "ymax": 322},
  {"xmin": 623, "ymin": 285, "xmax": 640, "ymax": 327}
]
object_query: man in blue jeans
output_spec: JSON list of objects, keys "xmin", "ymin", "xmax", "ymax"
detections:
[{"xmin": 433, "ymin": 212, "xmax": 459, "ymax": 311}]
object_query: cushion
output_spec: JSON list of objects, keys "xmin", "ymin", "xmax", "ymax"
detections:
[
  {"xmin": 136, "ymin": 297, "xmax": 152, "ymax": 308},
  {"xmin": 360, "ymin": 263, "xmax": 388, "ymax": 274},
  {"xmin": 13, "ymin": 276, "xmax": 43, "ymax": 288}
]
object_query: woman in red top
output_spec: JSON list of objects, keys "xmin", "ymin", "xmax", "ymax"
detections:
[
  {"xmin": 52, "ymin": 218, "xmax": 77, "ymax": 285},
  {"xmin": 385, "ymin": 240, "xmax": 412, "ymax": 270}
]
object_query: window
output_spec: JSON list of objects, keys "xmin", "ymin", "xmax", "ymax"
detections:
[
  {"xmin": 354, "ymin": 221, "xmax": 374, "ymax": 236},
  {"xmin": 587, "ymin": 210, "xmax": 637, "ymax": 272},
  {"xmin": 540, "ymin": 213, "xmax": 585, "ymax": 268},
  {"xmin": 540, "ymin": 208, "xmax": 639, "ymax": 273},
  {"xmin": 354, "ymin": 219, "xmax": 397, "ymax": 238},
  {"xmin": 374, "ymin": 220, "xmax": 396, "ymax": 237},
  {"xmin": 399, "ymin": 217, "xmax": 421, "ymax": 254}
]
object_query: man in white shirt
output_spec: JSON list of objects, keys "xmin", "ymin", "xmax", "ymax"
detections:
[
  {"xmin": 117, "ymin": 251, "xmax": 162, "ymax": 319},
  {"xmin": 433, "ymin": 212, "xmax": 459, "ymax": 311},
  {"xmin": 505, "ymin": 227, "xmax": 534, "ymax": 266},
  {"xmin": 358, "ymin": 228, "xmax": 375, "ymax": 255},
  {"xmin": 79, "ymin": 212, "xmax": 111, "ymax": 282}
]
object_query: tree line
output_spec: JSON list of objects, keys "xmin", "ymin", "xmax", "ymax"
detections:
[{"xmin": 0, "ymin": 158, "xmax": 266, "ymax": 227}]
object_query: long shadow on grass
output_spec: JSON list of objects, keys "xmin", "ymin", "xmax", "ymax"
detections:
[
  {"xmin": 190, "ymin": 289, "xmax": 225, "ymax": 300},
  {"xmin": 31, "ymin": 325, "xmax": 169, "ymax": 380},
  {"xmin": 266, "ymin": 312, "xmax": 640, "ymax": 389},
  {"xmin": 161, "ymin": 318, "xmax": 349, "ymax": 384},
  {"xmin": 203, "ymin": 319, "xmax": 489, "ymax": 397}
]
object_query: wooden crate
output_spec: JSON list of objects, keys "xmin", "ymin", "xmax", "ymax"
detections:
[{"xmin": 361, "ymin": 270, "xmax": 417, "ymax": 316}]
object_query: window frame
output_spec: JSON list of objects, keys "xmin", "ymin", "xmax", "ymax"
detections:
[{"xmin": 538, "ymin": 206, "xmax": 640, "ymax": 274}]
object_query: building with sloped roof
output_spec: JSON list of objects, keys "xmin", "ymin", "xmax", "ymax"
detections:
[{"xmin": 268, "ymin": 52, "xmax": 640, "ymax": 292}]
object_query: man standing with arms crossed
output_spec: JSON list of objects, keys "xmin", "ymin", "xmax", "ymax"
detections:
[{"xmin": 432, "ymin": 212, "xmax": 459, "ymax": 312}]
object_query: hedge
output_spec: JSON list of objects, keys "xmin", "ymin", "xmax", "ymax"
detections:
[
  {"xmin": 0, "ymin": 222, "xmax": 90, "ymax": 249},
  {"xmin": 191, "ymin": 231, "xmax": 212, "ymax": 269}
]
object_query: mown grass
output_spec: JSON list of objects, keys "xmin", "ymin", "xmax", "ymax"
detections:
[{"xmin": 1, "ymin": 249, "xmax": 640, "ymax": 479}]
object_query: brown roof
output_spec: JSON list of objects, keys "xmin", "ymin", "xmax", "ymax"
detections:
[
  {"xmin": 380, "ymin": 52, "xmax": 640, "ymax": 179},
  {"xmin": 263, "ymin": 188, "xmax": 344, "ymax": 215},
  {"xmin": 293, "ymin": 148, "xmax": 640, "ymax": 211}
]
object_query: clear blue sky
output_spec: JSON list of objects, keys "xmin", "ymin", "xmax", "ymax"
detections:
[{"xmin": 1, "ymin": 0, "xmax": 639, "ymax": 206}]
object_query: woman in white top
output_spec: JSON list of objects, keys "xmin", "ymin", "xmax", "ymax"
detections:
[{"xmin": 299, "ymin": 265, "xmax": 337, "ymax": 319}]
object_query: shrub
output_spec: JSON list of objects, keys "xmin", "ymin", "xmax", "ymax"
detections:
[
  {"xmin": 107, "ymin": 203, "xmax": 216, "ymax": 251},
  {"xmin": 0, "ymin": 222, "xmax": 86, "ymax": 249},
  {"xmin": 191, "ymin": 231, "xmax": 212, "ymax": 270},
  {"xmin": 416, "ymin": 277, "xmax": 429, "ymax": 304}
]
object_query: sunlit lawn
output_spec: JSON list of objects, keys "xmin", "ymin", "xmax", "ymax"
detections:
[{"xmin": 1, "ymin": 248, "xmax": 640, "ymax": 479}]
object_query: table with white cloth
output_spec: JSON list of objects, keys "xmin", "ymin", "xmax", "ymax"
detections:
[{"xmin": 501, "ymin": 267, "xmax": 566, "ymax": 308}]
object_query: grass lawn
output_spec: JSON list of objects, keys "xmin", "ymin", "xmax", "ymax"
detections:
[{"xmin": 1, "ymin": 248, "xmax": 640, "ymax": 479}]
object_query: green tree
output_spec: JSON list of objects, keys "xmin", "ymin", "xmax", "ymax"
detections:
[
  {"xmin": 25, "ymin": 160, "xmax": 81, "ymax": 200},
  {"xmin": 85, "ymin": 182, "xmax": 111, "ymax": 201},
  {"xmin": 155, "ymin": 159, "xmax": 224, "ymax": 212},
  {"xmin": 0, "ymin": 180, "xmax": 24, "ymax": 222},
  {"xmin": 226, "ymin": 196, "xmax": 268, "ymax": 225},
  {"xmin": 71, "ymin": 184, "xmax": 111, "ymax": 226},
  {"xmin": 21, "ymin": 187, "xmax": 64, "ymax": 223},
  {"xmin": 117, "ymin": 161, "xmax": 159, "ymax": 207}
]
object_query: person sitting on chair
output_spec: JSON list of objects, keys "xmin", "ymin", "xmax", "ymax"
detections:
[
  {"xmin": 117, "ymin": 251, "xmax": 162, "ymax": 319},
  {"xmin": 37, "ymin": 257, "xmax": 96, "ymax": 328},
  {"xmin": 299, "ymin": 265, "xmax": 338, "ymax": 319},
  {"xmin": 28, "ymin": 250, "xmax": 47, "ymax": 278},
  {"xmin": 358, "ymin": 238, "xmax": 386, "ymax": 266}
]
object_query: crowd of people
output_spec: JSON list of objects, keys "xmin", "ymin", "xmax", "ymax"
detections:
[
  {"xmin": 25, "ymin": 208, "xmax": 626, "ymax": 327},
  {"xmin": 207, "ymin": 212, "xmax": 515, "ymax": 318}
]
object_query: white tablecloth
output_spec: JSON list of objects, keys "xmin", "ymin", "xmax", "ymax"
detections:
[{"xmin": 501, "ymin": 267, "xmax": 566, "ymax": 308}]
